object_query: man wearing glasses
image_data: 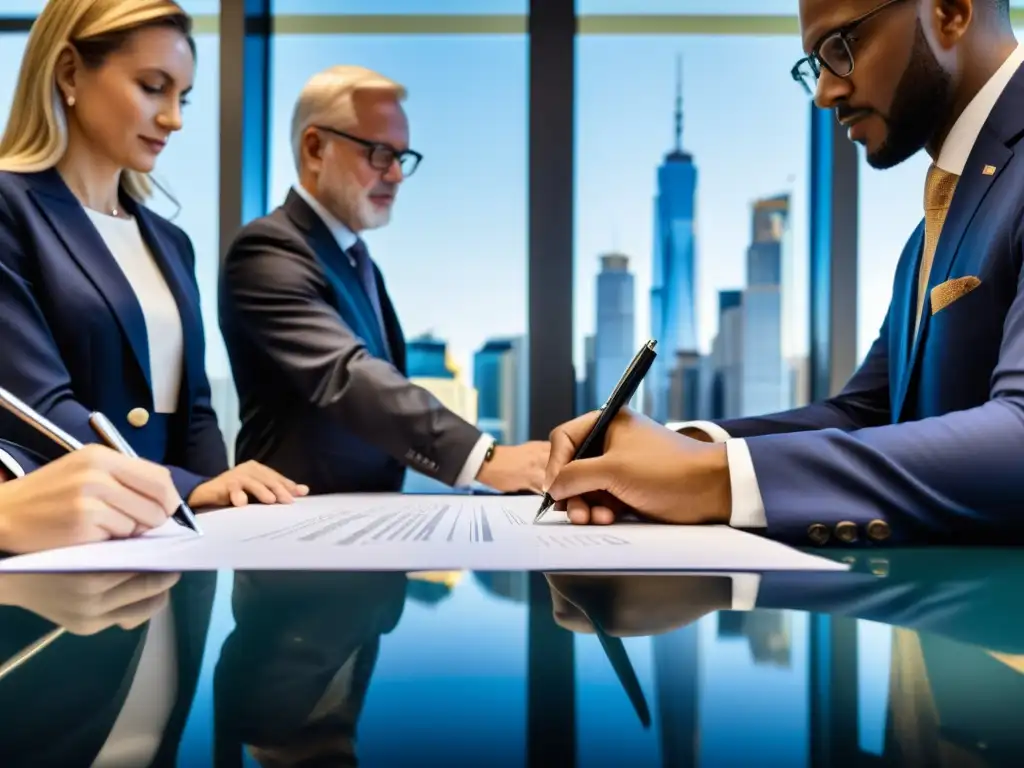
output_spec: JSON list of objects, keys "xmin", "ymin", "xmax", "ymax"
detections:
[
  {"xmin": 220, "ymin": 65, "xmax": 549, "ymax": 497},
  {"xmin": 541, "ymin": 0, "xmax": 1024, "ymax": 546}
]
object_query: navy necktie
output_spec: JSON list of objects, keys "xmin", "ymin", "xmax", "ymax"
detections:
[{"xmin": 347, "ymin": 238, "xmax": 391, "ymax": 360}]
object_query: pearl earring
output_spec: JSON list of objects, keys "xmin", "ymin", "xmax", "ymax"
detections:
[{"xmin": 66, "ymin": 95, "xmax": 75, "ymax": 107}]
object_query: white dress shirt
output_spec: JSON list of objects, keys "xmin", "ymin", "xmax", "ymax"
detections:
[
  {"xmin": 85, "ymin": 209, "xmax": 184, "ymax": 414},
  {"xmin": 728, "ymin": 573, "xmax": 761, "ymax": 610},
  {"xmin": 668, "ymin": 42, "xmax": 1024, "ymax": 531},
  {"xmin": 0, "ymin": 448, "xmax": 24, "ymax": 479},
  {"xmin": 292, "ymin": 185, "xmax": 494, "ymax": 487}
]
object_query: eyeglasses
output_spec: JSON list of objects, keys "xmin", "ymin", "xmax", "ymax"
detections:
[
  {"xmin": 791, "ymin": 0, "xmax": 909, "ymax": 95},
  {"xmin": 314, "ymin": 125, "xmax": 423, "ymax": 177}
]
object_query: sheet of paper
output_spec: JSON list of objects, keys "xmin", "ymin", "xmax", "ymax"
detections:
[{"xmin": 0, "ymin": 494, "xmax": 847, "ymax": 573}]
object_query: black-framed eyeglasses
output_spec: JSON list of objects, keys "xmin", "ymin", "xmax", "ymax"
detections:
[
  {"xmin": 791, "ymin": 0, "xmax": 909, "ymax": 95},
  {"xmin": 314, "ymin": 125, "xmax": 423, "ymax": 177}
]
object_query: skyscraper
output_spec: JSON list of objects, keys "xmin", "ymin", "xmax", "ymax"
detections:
[
  {"xmin": 710, "ymin": 289, "xmax": 743, "ymax": 419},
  {"xmin": 648, "ymin": 55, "xmax": 698, "ymax": 423},
  {"xmin": 577, "ymin": 334, "xmax": 598, "ymax": 414},
  {"xmin": 404, "ymin": 333, "xmax": 478, "ymax": 493},
  {"xmin": 594, "ymin": 252, "xmax": 635, "ymax": 405},
  {"xmin": 473, "ymin": 336, "xmax": 527, "ymax": 444},
  {"xmin": 406, "ymin": 332, "xmax": 454, "ymax": 379},
  {"xmin": 741, "ymin": 194, "xmax": 790, "ymax": 416}
]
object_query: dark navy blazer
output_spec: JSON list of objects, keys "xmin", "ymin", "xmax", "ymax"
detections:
[
  {"xmin": 0, "ymin": 169, "xmax": 228, "ymax": 499},
  {"xmin": 713, "ymin": 64, "xmax": 1024, "ymax": 546}
]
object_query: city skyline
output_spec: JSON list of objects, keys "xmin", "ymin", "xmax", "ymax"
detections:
[
  {"xmin": 575, "ymin": 35, "xmax": 811, "ymax": 384},
  {"xmin": 0, "ymin": 21, "xmax": 994, "ymax": 403}
]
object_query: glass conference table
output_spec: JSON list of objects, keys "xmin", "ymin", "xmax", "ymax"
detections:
[{"xmin": 0, "ymin": 547, "xmax": 1020, "ymax": 766}]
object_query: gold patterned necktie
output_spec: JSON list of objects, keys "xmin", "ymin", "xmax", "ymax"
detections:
[{"xmin": 914, "ymin": 163, "xmax": 959, "ymax": 333}]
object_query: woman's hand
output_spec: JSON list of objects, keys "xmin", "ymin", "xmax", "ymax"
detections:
[
  {"xmin": 0, "ymin": 572, "xmax": 181, "ymax": 635},
  {"xmin": 187, "ymin": 461, "xmax": 309, "ymax": 509},
  {"xmin": 0, "ymin": 445, "xmax": 177, "ymax": 554}
]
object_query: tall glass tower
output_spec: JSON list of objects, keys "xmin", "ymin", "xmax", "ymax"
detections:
[
  {"xmin": 647, "ymin": 56, "xmax": 698, "ymax": 422},
  {"xmin": 594, "ymin": 253, "xmax": 635, "ymax": 405}
]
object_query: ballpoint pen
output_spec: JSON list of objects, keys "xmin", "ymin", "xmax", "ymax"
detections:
[
  {"xmin": 0, "ymin": 386, "xmax": 201, "ymax": 534},
  {"xmin": 0, "ymin": 627, "xmax": 64, "ymax": 683},
  {"xmin": 88, "ymin": 411, "xmax": 202, "ymax": 535},
  {"xmin": 534, "ymin": 339, "xmax": 658, "ymax": 523}
]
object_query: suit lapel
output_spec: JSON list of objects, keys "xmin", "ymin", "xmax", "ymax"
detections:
[
  {"xmin": 133, "ymin": 204, "xmax": 205, "ymax": 405},
  {"xmin": 282, "ymin": 191, "xmax": 390, "ymax": 359},
  {"xmin": 893, "ymin": 65, "xmax": 1024, "ymax": 420},
  {"xmin": 25, "ymin": 170, "xmax": 152, "ymax": 390},
  {"xmin": 375, "ymin": 265, "xmax": 406, "ymax": 373},
  {"xmin": 890, "ymin": 224, "xmax": 924, "ymax": 421}
]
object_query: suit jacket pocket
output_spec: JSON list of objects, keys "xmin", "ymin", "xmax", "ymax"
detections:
[{"xmin": 931, "ymin": 276, "xmax": 981, "ymax": 316}]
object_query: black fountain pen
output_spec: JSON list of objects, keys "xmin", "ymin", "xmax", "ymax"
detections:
[
  {"xmin": 0, "ymin": 386, "xmax": 201, "ymax": 534},
  {"xmin": 534, "ymin": 339, "xmax": 658, "ymax": 523}
]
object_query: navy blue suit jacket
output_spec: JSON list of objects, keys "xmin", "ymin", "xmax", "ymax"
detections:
[
  {"xmin": 711, "ymin": 65, "xmax": 1024, "ymax": 546},
  {"xmin": 0, "ymin": 169, "xmax": 227, "ymax": 499}
]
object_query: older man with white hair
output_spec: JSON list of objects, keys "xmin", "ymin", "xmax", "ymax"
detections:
[{"xmin": 219, "ymin": 65, "xmax": 549, "ymax": 495}]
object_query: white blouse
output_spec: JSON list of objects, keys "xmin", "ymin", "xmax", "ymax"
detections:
[
  {"xmin": 84, "ymin": 209, "xmax": 184, "ymax": 414},
  {"xmin": 84, "ymin": 209, "xmax": 183, "ymax": 766},
  {"xmin": 90, "ymin": 607, "xmax": 179, "ymax": 768}
]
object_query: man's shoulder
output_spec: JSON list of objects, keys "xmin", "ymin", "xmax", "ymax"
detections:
[{"xmin": 225, "ymin": 205, "xmax": 307, "ymax": 258}]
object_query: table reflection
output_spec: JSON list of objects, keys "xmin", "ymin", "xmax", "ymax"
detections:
[
  {"xmin": 0, "ymin": 571, "xmax": 214, "ymax": 767},
  {"xmin": 0, "ymin": 550, "xmax": 1021, "ymax": 765}
]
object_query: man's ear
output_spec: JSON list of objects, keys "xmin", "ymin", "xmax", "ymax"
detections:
[
  {"xmin": 302, "ymin": 128, "xmax": 326, "ymax": 173},
  {"xmin": 931, "ymin": 0, "xmax": 973, "ymax": 51}
]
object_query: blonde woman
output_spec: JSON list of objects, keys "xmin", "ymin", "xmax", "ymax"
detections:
[{"xmin": 0, "ymin": 0, "xmax": 307, "ymax": 509}]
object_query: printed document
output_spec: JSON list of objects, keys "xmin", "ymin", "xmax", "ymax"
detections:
[{"xmin": 0, "ymin": 494, "xmax": 846, "ymax": 573}]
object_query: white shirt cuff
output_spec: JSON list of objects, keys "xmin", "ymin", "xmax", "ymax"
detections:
[
  {"xmin": 666, "ymin": 420, "xmax": 732, "ymax": 443},
  {"xmin": 725, "ymin": 438, "xmax": 768, "ymax": 528},
  {"xmin": 730, "ymin": 573, "xmax": 761, "ymax": 610},
  {"xmin": 0, "ymin": 448, "xmax": 25, "ymax": 480},
  {"xmin": 453, "ymin": 434, "xmax": 495, "ymax": 487},
  {"xmin": 665, "ymin": 421, "xmax": 766, "ymax": 529}
]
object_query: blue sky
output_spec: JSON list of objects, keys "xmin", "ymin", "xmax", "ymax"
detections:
[{"xmin": 1, "ymin": 8, "xmax": 1017, "ymax": 378}]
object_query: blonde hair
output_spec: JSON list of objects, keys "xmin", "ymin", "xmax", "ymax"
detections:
[
  {"xmin": 290, "ymin": 65, "xmax": 407, "ymax": 173},
  {"xmin": 0, "ymin": 0, "xmax": 191, "ymax": 202}
]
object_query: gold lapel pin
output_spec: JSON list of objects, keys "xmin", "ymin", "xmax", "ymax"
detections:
[{"xmin": 983, "ymin": 164, "xmax": 997, "ymax": 175}]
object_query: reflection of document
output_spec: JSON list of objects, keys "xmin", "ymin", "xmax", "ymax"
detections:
[{"xmin": 0, "ymin": 494, "xmax": 846, "ymax": 573}]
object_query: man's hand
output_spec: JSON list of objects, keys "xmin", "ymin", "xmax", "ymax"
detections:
[
  {"xmin": 0, "ymin": 572, "xmax": 180, "ymax": 635},
  {"xmin": 188, "ymin": 460, "xmax": 310, "ymax": 508},
  {"xmin": 475, "ymin": 441, "xmax": 551, "ymax": 493},
  {"xmin": 544, "ymin": 407, "xmax": 732, "ymax": 525},
  {"xmin": 0, "ymin": 445, "xmax": 179, "ymax": 554},
  {"xmin": 545, "ymin": 573, "xmax": 732, "ymax": 636}
]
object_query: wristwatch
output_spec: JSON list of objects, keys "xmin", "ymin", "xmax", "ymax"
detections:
[{"xmin": 483, "ymin": 439, "xmax": 497, "ymax": 463}]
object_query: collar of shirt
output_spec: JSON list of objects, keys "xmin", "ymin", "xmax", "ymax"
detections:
[
  {"xmin": 935, "ymin": 42, "xmax": 1024, "ymax": 175},
  {"xmin": 292, "ymin": 184, "xmax": 359, "ymax": 264}
]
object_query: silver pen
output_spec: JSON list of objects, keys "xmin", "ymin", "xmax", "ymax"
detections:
[
  {"xmin": 88, "ymin": 412, "xmax": 202, "ymax": 535},
  {"xmin": 0, "ymin": 386, "xmax": 201, "ymax": 534}
]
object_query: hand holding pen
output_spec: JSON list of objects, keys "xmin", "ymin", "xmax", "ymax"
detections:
[
  {"xmin": 0, "ymin": 445, "xmax": 181, "ymax": 554},
  {"xmin": 541, "ymin": 406, "xmax": 733, "ymax": 527},
  {"xmin": 535, "ymin": 340, "xmax": 657, "ymax": 522},
  {"xmin": 0, "ymin": 386, "xmax": 200, "ymax": 537}
]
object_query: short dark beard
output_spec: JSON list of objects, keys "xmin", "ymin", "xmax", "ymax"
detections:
[{"xmin": 867, "ymin": 21, "xmax": 955, "ymax": 169}]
